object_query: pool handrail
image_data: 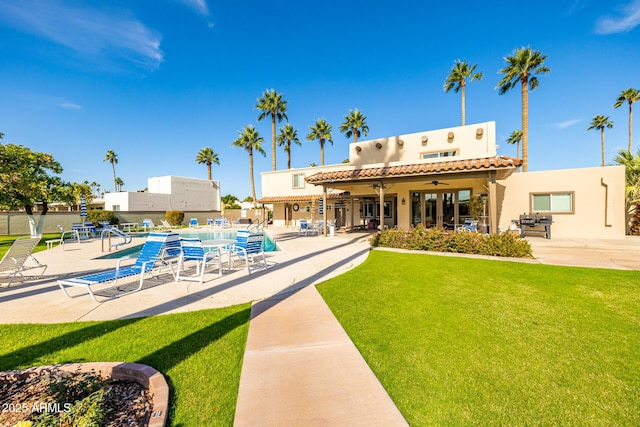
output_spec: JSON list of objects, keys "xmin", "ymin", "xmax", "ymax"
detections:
[{"xmin": 101, "ymin": 227, "xmax": 133, "ymax": 252}]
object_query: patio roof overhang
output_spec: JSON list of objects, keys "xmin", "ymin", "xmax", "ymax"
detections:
[
  {"xmin": 304, "ymin": 156, "xmax": 522, "ymax": 188},
  {"xmin": 257, "ymin": 192, "xmax": 349, "ymax": 204}
]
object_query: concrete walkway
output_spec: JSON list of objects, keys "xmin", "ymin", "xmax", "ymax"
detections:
[{"xmin": 2, "ymin": 229, "xmax": 640, "ymax": 426}]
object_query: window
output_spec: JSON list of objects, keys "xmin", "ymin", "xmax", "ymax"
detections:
[
  {"xmin": 360, "ymin": 202, "xmax": 375, "ymax": 218},
  {"xmin": 421, "ymin": 150, "xmax": 458, "ymax": 160},
  {"xmin": 112, "ymin": 205, "xmax": 121, "ymax": 211},
  {"xmin": 530, "ymin": 192, "xmax": 574, "ymax": 213},
  {"xmin": 292, "ymin": 173, "xmax": 305, "ymax": 189}
]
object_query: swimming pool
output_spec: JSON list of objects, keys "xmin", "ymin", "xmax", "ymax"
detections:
[{"xmin": 95, "ymin": 229, "xmax": 278, "ymax": 260}]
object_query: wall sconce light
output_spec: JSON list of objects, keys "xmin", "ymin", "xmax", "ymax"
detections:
[
  {"xmin": 421, "ymin": 135, "xmax": 428, "ymax": 145},
  {"xmin": 375, "ymin": 142, "xmax": 383, "ymax": 149},
  {"xmin": 447, "ymin": 132, "xmax": 454, "ymax": 143},
  {"xmin": 355, "ymin": 146, "xmax": 362, "ymax": 153},
  {"xmin": 401, "ymin": 198, "xmax": 406, "ymax": 206},
  {"xmin": 397, "ymin": 139, "xmax": 404, "ymax": 146},
  {"xmin": 476, "ymin": 128, "xmax": 484, "ymax": 139}
]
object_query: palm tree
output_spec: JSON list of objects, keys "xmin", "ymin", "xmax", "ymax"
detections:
[
  {"xmin": 232, "ymin": 125, "xmax": 266, "ymax": 207},
  {"xmin": 277, "ymin": 124, "xmax": 301, "ymax": 170},
  {"xmin": 114, "ymin": 177, "xmax": 124, "ymax": 192},
  {"xmin": 506, "ymin": 129, "xmax": 523, "ymax": 159},
  {"xmin": 443, "ymin": 59, "xmax": 483, "ymax": 126},
  {"xmin": 195, "ymin": 147, "xmax": 220, "ymax": 180},
  {"xmin": 497, "ymin": 47, "xmax": 550, "ymax": 172},
  {"xmin": 103, "ymin": 150, "xmax": 118, "ymax": 191},
  {"xmin": 339, "ymin": 109, "xmax": 369, "ymax": 143},
  {"xmin": 614, "ymin": 149, "xmax": 640, "ymax": 234},
  {"xmin": 307, "ymin": 119, "xmax": 333, "ymax": 166},
  {"xmin": 587, "ymin": 115, "xmax": 613, "ymax": 167},
  {"xmin": 613, "ymin": 88, "xmax": 640, "ymax": 153},
  {"xmin": 255, "ymin": 89, "xmax": 288, "ymax": 171}
]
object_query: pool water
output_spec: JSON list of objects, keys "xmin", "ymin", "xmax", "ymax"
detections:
[{"xmin": 95, "ymin": 230, "xmax": 278, "ymax": 260}]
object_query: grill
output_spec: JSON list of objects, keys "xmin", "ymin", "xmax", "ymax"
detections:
[{"xmin": 519, "ymin": 214, "xmax": 553, "ymax": 239}]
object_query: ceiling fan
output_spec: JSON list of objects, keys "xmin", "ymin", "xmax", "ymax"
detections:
[{"xmin": 431, "ymin": 180, "xmax": 449, "ymax": 186}]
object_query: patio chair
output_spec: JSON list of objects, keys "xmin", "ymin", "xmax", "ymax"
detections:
[
  {"xmin": 207, "ymin": 218, "xmax": 215, "ymax": 227},
  {"xmin": 298, "ymin": 219, "xmax": 317, "ymax": 236},
  {"xmin": 456, "ymin": 219, "xmax": 479, "ymax": 232},
  {"xmin": 175, "ymin": 238, "xmax": 222, "ymax": 283},
  {"xmin": 160, "ymin": 219, "xmax": 174, "ymax": 230},
  {"xmin": 0, "ymin": 236, "xmax": 48, "ymax": 287},
  {"xmin": 189, "ymin": 218, "xmax": 199, "ymax": 228},
  {"xmin": 57, "ymin": 232, "xmax": 180, "ymax": 302},
  {"xmin": 142, "ymin": 219, "xmax": 156, "ymax": 231},
  {"xmin": 229, "ymin": 229, "xmax": 268, "ymax": 274}
]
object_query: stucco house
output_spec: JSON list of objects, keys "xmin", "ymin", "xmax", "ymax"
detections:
[
  {"xmin": 104, "ymin": 175, "xmax": 221, "ymax": 212},
  {"xmin": 258, "ymin": 121, "xmax": 625, "ymax": 239}
]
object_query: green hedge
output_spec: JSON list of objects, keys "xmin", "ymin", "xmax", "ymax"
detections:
[
  {"xmin": 166, "ymin": 210, "xmax": 184, "ymax": 226},
  {"xmin": 87, "ymin": 210, "xmax": 119, "ymax": 226},
  {"xmin": 369, "ymin": 226, "xmax": 532, "ymax": 258}
]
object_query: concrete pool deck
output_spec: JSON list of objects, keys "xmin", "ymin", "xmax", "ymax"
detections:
[{"xmin": 2, "ymin": 228, "xmax": 640, "ymax": 426}]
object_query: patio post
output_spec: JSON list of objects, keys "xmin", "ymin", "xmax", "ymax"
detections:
[{"xmin": 323, "ymin": 185, "xmax": 328, "ymax": 237}]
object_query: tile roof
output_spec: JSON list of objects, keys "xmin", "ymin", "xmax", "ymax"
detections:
[
  {"xmin": 257, "ymin": 193, "xmax": 349, "ymax": 203},
  {"xmin": 305, "ymin": 156, "xmax": 522, "ymax": 184}
]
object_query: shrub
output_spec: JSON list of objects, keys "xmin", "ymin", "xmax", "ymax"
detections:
[
  {"xmin": 369, "ymin": 225, "xmax": 532, "ymax": 258},
  {"xmin": 166, "ymin": 210, "xmax": 184, "ymax": 226},
  {"xmin": 87, "ymin": 210, "xmax": 119, "ymax": 226}
]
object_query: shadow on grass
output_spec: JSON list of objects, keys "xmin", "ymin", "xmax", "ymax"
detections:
[{"xmin": 0, "ymin": 318, "xmax": 142, "ymax": 371}]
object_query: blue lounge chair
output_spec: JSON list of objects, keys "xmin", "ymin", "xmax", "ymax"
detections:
[
  {"xmin": 175, "ymin": 238, "xmax": 222, "ymax": 283},
  {"xmin": 57, "ymin": 232, "xmax": 180, "ymax": 302},
  {"xmin": 189, "ymin": 218, "xmax": 199, "ymax": 228},
  {"xmin": 456, "ymin": 219, "xmax": 479, "ymax": 232},
  {"xmin": 229, "ymin": 229, "xmax": 268, "ymax": 274}
]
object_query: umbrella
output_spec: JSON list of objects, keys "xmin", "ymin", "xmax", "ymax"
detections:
[{"xmin": 80, "ymin": 196, "xmax": 88, "ymax": 223}]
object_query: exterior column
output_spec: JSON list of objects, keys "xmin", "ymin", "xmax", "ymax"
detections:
[
  {"xmin": 488, "ymin": 171, "xmax": 497, "ymax": 234},
  {"xmin": 379, "ymin": 181, "xmax": 384, "ymax": 230},
  {"xmin": 323, "ymin": 185, "xmax": 328, "ymax": 237}
]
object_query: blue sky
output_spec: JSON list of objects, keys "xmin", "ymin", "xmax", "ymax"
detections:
[{"xmin": 1, "ymin": 0, "xmax": 639, "ymax": 199}]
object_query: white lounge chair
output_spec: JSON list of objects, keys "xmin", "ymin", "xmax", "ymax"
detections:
[
  {"xmin": 160, "ymin": 219, "xmax": 173, "ymax": 230},
  {"xmin": 175, "ymin": 238, "xmax": 222, "ymax": 283},
  {"xmin": 229, "ymin": 229, "xmax": 268, "ymax": 274},
  {"xmin": 0, "ymin": 236, "xmax": 48, "ymax": 287},
  {"xmin": 57, "ymin": 232, "xmax": 180, "ymax": 302},
  {"xmin": 46, "ymin": 226, "xmax": 81, "ymax": 251}
]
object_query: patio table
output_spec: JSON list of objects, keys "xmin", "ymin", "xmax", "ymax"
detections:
[
  {"xmin": 120, "ymin": 222, "xmax": 138, "ymax": 232},
  {"xmin": 202, "ymin": 239, "xmax": 236, "ymax": 272}
]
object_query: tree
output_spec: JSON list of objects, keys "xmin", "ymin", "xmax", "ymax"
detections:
[
  {"xmin": 506, "ymin": 129, "xmax": 523, "ymax": 160},
  {"xmin": 255, "ymin": 89, "xmax": 288, "ymax": 171},
  {"xmin": 443, "ymin": 59, "xmax": 483, "ymax": 126},
  {"xmin": 115, "ymin": 177, "xmax": 125, "ymax": 192},
  {"xmin": 221, "ymin": 194, "xmax": 241, "ymax": 209},
  {"xmin": 103, "ymin": 150, "xmax": 118, "ymax": 192},
  {"xmin": 195, "ymin": 147, "xmax": 220, "ymax": 180},
  {"xmin": 614, "ymin": 149, "xmax": 640, "ymax": 234},
  {"xmin": 587, "ymin": 115, "xmax": 613, "ymax": 167},
  {"xmin": 613, "ymin": 88, "xmax": 640, "ymax": 153},
  {"xmin": 232, "ymin": 125, "xmax": 266, "ymax": 208},
  {"xmin": 497, "ymin": 47, "xmax": 550, "ymax": 172},
  {"xmin": 307, "ymin": 119, "xmax": 333, "ymax": 166},
  {"xmin": 0, "ymin": 144, "xmax": 71, "ymax": 235},
  {"xmin": 339, "ymin": 109, "xmax": 369, "ymax": 143},
  {"xmin": 277, "ymin": 123, "xmax": 301, "ymax": 169}
]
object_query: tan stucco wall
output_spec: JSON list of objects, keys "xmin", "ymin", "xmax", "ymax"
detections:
[{"xmin": 498, "ymin": 166, "xmax": 626, "ymax": 238}]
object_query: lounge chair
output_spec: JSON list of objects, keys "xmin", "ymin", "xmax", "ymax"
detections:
[
  {"xmin": 213, "ymin": 217, "xmax": 231, "ymax": 228},
  {"xmin": 175, "ymin": 238, "xmax": 222, "ymax": 283},
  {"xmin": 0, "ymin": 236, "xmax": 48, "ymax": 287},
  {"xmin": 456, "ymin": 219, "xmax": 479, "ymax": 232},
  {"xmin": 229, "ymin": 229, "xmax": 268, "ymax": 274},
  {"xmin": 46, "ymin": 226, "xmax": 81, "ymax": 251},
  {"xmin": 141, "ymin": 219, "xmax": 156, "ymax": 231},
  {"xmin": 207, "ymin": 218, "xmax": 214, "ymax": 227},
  {"xmin": 57, "ymin": 232, "xmax": 180, "ymax": 302},
  {"xmin": 189, "ymin": 218, "xmax": 199, "ymax": 228}
]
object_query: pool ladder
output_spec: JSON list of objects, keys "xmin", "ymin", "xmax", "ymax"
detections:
[{"xmin": 101, "ymin": 227, "xmax": 133, "ymax": 252}]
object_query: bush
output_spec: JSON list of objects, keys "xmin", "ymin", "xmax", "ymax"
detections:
[
  {"xmin": 87, "ymin": 210, "xmax": 119, "ymax": 226},
  {"xmin": 166, "ymin": 210, "xmax": 184, "ymax": 226},
  {"xmin": 369, "ymin": 225, "xmax": 532, "ymax": 258}
]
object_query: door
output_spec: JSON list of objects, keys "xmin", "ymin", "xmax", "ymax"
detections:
[{"xmin": 413, "ymin": 191, "xmax": 459, "ymax": 228}]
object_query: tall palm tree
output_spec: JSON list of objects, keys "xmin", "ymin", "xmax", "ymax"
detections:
[
  {"xmin": 614, "ymin": 149, "xmax": 640, "ymax": 234},
  {"xmin": 443, "ymin": 59, "xmax": 483, "ymax": 126},
  {"xmin": 497, "ymin": 47, "xmax": 550, "ymax": 172},
  {"xmin": 103, "ymin": 150, "xmax": 118, "ymax": 191},
  {"xmin": 587, "ymin": 115, "xmax": 614, "ymax": 167},
  {"xmin": 506, "ymin": 129, "xmax": 523, "ymax": 159},
  {"xmin": 195, "ymin": 147, "xmax": 220, "ymax": 180},
  {"xmin": 232, "ymin": 125, "xmax": 266, "ymax": 207},
  {"xmin": 307, "ymin": 119, "xmax": 333, "ymax": 166},
  {"xmin": 339, "ymin": 109, "xmax": 369, "ymax": 143},
  {"xmin": 613, "ymin": 88, "xmax": 640, "ymax": 153},
  {"xmin": 277, "ymin": 123, "xmax": 301, "ymax": 169},
  {"xmin": 255, "ymin": 89, "xmax": 288, "ymax": 171}
]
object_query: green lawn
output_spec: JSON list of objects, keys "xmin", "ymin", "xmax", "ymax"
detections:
[
  {"xmin": 317, "ymin": 250, "xmax": 640, "ymax": 426},
  {"xmin": 0, "ymin": 305, "xmax": 251, "ymax": 426}
]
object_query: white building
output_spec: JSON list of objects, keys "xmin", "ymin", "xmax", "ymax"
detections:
[{"xmin": 104, "ymin": 176, "xmax": 221, "ymax": 212}]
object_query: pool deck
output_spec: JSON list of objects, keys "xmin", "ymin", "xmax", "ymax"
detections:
[{"xmin": 2, "ymin": 228, "xmax": 640, "ymax": 426}]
